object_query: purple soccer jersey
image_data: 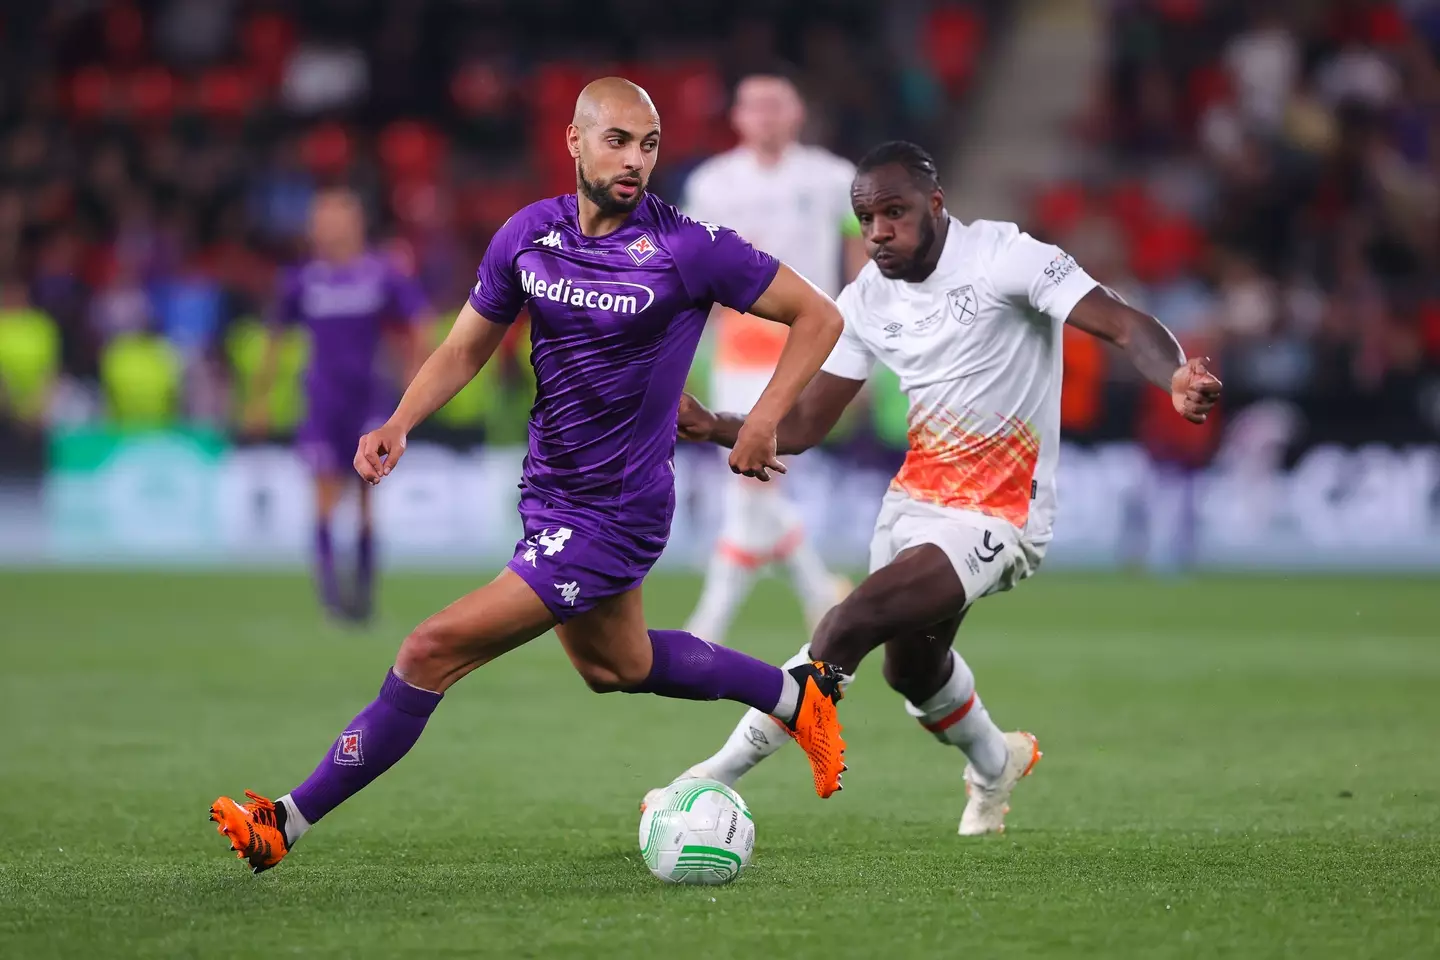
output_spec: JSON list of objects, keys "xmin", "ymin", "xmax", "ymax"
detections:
[
  {"xmin": 468, "ymin": 193, "xmax": 780, "ymax": 619},
  {"xmin": 275, "ymin": 252, "xmax": 428, "ymax": 475}
]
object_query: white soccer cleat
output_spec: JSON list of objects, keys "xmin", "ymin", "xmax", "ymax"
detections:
[
  {"xmin": 640, "ymin": 766, "xmax": 713, "ymax": 813},
  {"xmin": 958, "ymin": 731, "xmax": 1041, "ymax": 836}
]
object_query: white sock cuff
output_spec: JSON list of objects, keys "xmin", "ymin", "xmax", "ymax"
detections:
[
  {"xmin": 277, "ymin": 793, "xmax": 312, "ymax": 846},
  {"xmin": 782, "ymin": 643, "xmax": 813, "ymax": 669},
  {"xmin": 904, "ymin": 649, "xmax": 976, "ymax": 722}
]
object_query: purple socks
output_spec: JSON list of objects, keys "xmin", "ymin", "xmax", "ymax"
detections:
[
  {"xmin": 315, "ymin": 523, "xmax": 342, "ymax": 613},
  {"xmin": 631, "ymin": 629, "xmax": 783, "ymax": 714},
  {"xmin": 289, "ymin": 669, "xmax": 442, "ymax": 824},
  {"xmin": 356, "ymin": 525, "xmax": 375, "ymax": 613}
]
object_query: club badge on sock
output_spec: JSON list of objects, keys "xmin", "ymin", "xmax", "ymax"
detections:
[{"xmin": 335, "ymin": 730, "xmax": 364, "ymax": 766}]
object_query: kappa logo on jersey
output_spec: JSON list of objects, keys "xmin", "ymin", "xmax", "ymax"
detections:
[
  {"xmin": 697, "ymin": 220, "xmax": 720, "ymax": 242},
  {"xmin": 335, "ymin": 730, "xmax": 364, "ymax": 766},
  {"xmin": 555, "ymin": 581, "xmax": 581, "ymax": 606},
  {"xmin": 535, "ymin": 230, "xmax": 563, "ymax": 249},
  {"xmin": 626, "ymin": 233, "xmax": 658, "ymax": 264},
  {"xmin": 947, "ymin": 285, "xmax": 978, "ymax": 326}
]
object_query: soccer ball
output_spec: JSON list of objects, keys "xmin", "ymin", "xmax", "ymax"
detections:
[{"xmin": 638, "ymin": 778, "xmax": 754, "ymax": 885}]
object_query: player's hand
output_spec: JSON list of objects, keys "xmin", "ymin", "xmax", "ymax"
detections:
[
  {"xmin": 1171, "ymin": 357, "xmax": 1222, "ymax": 424},
  {"xmin": 676, "ymin": 392, "xmax": 716, "ymax": 443},
  {"xmin": 354, "ymin": 421, "xmax": 408, "ymax": 485},
  {"xmin": 730, "ymin": 418, "xmax": 787, "ymax": 482}
]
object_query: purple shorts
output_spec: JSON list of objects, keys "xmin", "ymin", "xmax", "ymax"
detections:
[
  {"xmin": 506, "ymin": 493, "xmax": 669, "ymax": 622},
  {"xmin": 297, "ymin": 402, "xmax": 386, "ymax": 477}
]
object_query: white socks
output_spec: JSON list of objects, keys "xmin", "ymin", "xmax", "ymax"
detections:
[
  {"xmin": 695, "ymin": 644, "xmax": 815, "ymax": 786},
  {"xmin": 685, "ymin": 551, "xmax": 758, "ymax": 643},
  {"xmin": 772, "ymin": 670, "xmax": 802, "ymax": 726},
  {"xmin": 686, "ymin": 478, "xmax": 837, "ymax": 644},
  {"xmin": 276, "ymin": 794, "xmax": 312, "ymax": 847},
  {"xmin": 904, "ymin": 649, "xmax": 1008, "ymax": 783},
  {"xmin": 694, "ymin": 645, "xmax": 1006, "ymax": 789}
]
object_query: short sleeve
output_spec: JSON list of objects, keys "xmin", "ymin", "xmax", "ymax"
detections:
[
  {"xmin": 269, "ymin": 269, "xmax": 302, "ymax": 327},
  {"xmin": 989, "ymin": 228, "xmax": 1099, "ymax": 323},
  {"xmin": 467, "ymin": 216, "xmax": 526, "ymax": 324},
  {"xmin": 384, "ymin": 266, "xmax": 429, "ymax": 324},
  {"xmin": 674, "ymin": 218, "xmax": 780, "ymax": 314},
  {"xmin": 819, "ymin": 285, "xmax": 874, "ymax": 381}
]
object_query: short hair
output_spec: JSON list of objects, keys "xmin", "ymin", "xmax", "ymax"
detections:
[{"xmin": 857, "ymin": 141, "xmax": 940, "ymax": 192}]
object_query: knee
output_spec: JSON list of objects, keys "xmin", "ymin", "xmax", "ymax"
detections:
[
  {"xmin": 572, "ymin": 656, "xmax": 650, "ymax": 694},
  {"xmin": 810, "ymin": 600, "xmax": 887, "ymax": 665},
  {"xmin": 395, "ymin": 616, "xmax": 466, "ymax": 688}
]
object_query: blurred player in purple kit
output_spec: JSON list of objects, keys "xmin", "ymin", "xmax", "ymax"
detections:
[
  {"xmin": 246, "ymin": 188, "xmax": 430, "ymax": 623},
  {"xmin": 210, "ymin": 78, "xmax": 849, "ymax": 873}
]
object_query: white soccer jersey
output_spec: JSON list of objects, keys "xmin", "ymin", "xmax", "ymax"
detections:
[
  {"xmin": 822, "ymin": 218, "xmax": 1099, "ymax": 545},
  {"xmin": 684, "ymin": 144, "xmax": 856, "ymax": 299}
]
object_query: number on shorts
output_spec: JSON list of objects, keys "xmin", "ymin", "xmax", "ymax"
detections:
[{"xmin": 537, "ymin": 527, "xmax": 573, "ymax": 557}]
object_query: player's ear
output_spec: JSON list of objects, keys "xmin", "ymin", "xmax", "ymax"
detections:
[
  {"xmin": 565, "ymin": 124, "xmax": 581, "ymax": 160},
  {"xmin": 929, "ymin": 188, "xmax": 945, "ymax": 218}
]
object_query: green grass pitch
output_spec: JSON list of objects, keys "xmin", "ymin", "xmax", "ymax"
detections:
[{"xmin": 2, "ymin": 570, "xmax": 1437, "ymax": 958}]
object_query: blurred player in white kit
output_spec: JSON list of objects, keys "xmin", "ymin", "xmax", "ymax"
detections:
[{"xmin": 683, "ymin": 72, "xmax": 869, "ymax": 641}]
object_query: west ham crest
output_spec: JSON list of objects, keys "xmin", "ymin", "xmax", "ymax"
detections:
[{"xmin": 947, "ymin": 285, "xmax": 977, "ymax": 326}]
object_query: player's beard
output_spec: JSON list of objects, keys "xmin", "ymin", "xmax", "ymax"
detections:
[
  {"xmin": 577, "ymin": 158, "xmax": 644, "ymax": 215},
  {"xmin": 906, "ymin": 215, "xmax": 940, "ymax": 279}
]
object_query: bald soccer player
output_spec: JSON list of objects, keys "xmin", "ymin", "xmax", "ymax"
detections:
[
  {"xmin": 208, "ymin": 78, "xmax": 850, "ymax": 874},
  {"xmin": 684, "ymin": 73, "xmax": 867, "ymax": 642}
]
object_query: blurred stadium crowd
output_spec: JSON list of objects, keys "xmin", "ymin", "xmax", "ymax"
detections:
[
  {"xmin": 1043, "ymin": 0, "xmax": 1440, "ymax": 462},
  {"xmin": 0, "ymin": 0, "xmax": 1436, "ymax": 470}
]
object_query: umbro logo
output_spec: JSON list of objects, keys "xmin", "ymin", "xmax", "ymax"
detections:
[
  {"xmin": 883, "ymin": 321, "xmax": 903, "ymax": 339},
  {"xmin": 536, "ymin": 230, "xmax": 563, "ymax": 248}
]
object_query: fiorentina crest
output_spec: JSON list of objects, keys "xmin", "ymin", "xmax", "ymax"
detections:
[
  {"xmin": 335, "ymin": 730, "xmax": 364, "ymax": 765},
  {"xmin": 626, "ymin": 233, "xmax": 658, "ymax": 265}
]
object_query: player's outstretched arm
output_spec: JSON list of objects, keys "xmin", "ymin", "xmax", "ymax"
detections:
[
  {"xmin": 1066, "ymin": 286, "xmax": 1222, "ymax": 424},
  {"xmin": 728, "ymin": 264, "xmax": 846, "ymax": 478},
  {"xmin": 679, "ymin": 372, "xmax": 864, "ymax": 455},
  {"xmin": 354, "ymin": 303, "xmax": 508, "ymax": 483}
]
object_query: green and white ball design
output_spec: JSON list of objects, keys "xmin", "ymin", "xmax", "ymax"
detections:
[{"xmin": 638, "ymin": 778, "xmax": 754, "ymax": 885}]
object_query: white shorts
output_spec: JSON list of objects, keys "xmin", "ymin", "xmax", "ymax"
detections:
[
  {"xmin": 868, "ymin": 491, "xmax": 1046, "ymax": 608},
  {"xmin": 712, "ymin": 368, "xmax": 773, "ymax": 415}
]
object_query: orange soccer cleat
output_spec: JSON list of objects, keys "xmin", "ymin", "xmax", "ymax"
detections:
[
  {"xmin": 209, "ymin": 791, "xmax": 290, "ymax": 874},
  {"xmin": 779, "ymin": 661, "xmax": 848, "ymax": 798}
]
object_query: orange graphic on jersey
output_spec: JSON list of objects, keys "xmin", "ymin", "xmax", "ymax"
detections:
[
  {"xmin": 715, "ymin": 307, "xmax": 788, "ymax": 370},
  {"xmin": 891, "ymin": 406, "xmax": 1040, "ymax": 529}
]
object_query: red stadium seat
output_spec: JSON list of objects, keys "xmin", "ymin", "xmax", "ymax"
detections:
[
  {"xmin": 1129, "ymin": 215, "xmax": 1204, "ymax": 285},
  {"xmin": 1033, "ymin": 182, "xmax": 1088, "ymax": 239},
  {"xmin": 922, "ymin": 5, "xmax": 984, "ymax": 96},
  {"xmin": 379, "ymin": 121, "xmax": 446, "ymax": 183},
  {"xmin": 104, "ymin": 3, "xmax": 146, "ymax": 65},
  {"xmin": 300, "ymin": 123, "xmax": 353, "ymax": 178},
  {"xmin": 195, "ymin": 67, "xmax": 261, "ymax": 123},
  {"xmin": 452, "ymin": 60, "xmax": 510, "ymax": 117},
  {"xmin": 125, "ymin": 66, "xmax": 177, "ymax": 126},
  {"xmin": 68, "ymin": 67, "xmax": 116, "ymax": 123},
  {"xmin": 1108, "ymin": 179, "xmax": 1157, "ymax": 239},
  {"xmin": 242, "ymin": 13, "xmax": 296, "ymax": 89}
]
